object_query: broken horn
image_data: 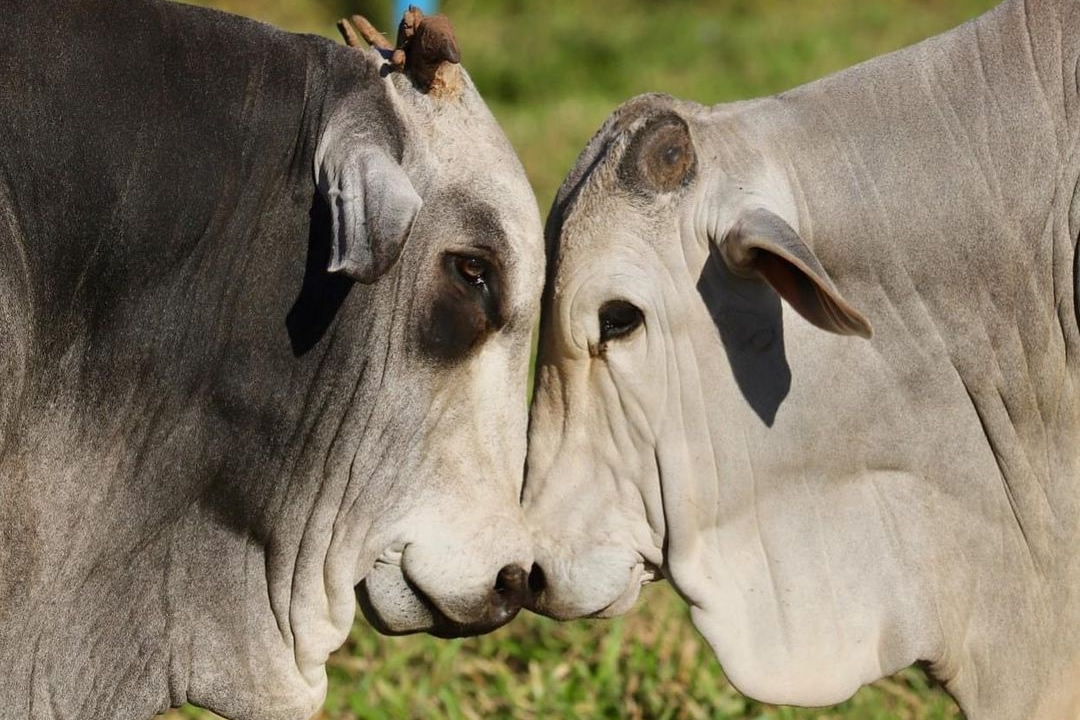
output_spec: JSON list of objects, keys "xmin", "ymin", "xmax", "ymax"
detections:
[
  {"xmin": 338, "ymin": 7, "xmax": 462, "ymax": 95},
  {"xmin": 398, "ymin": 9, "xmax": 461, "ymax": 92}
]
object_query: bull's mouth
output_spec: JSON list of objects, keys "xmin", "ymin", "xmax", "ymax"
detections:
[
  {"xmin": 587, "ymin": 561, "xmax": 659, "ymax": 618},
  {"xmin": 355, "ymin": 561, "xmax": 523, "ymax": 638},
  {"xmin": 527, "ymin": 559, "xmax": 662, "ymax": 620}
]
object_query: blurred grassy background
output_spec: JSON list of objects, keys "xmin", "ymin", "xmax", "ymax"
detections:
[{"xmin": 159, "ymin": 1, "xmax": 997, "ymax": 718}]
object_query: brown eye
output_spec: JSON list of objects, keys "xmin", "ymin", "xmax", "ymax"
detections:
[{"xmin": 454, "ymin": 255, "xmax": 489, "ymax": 287}]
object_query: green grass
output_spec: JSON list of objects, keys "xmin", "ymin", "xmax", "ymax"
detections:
[
  {"xmin": 160, "ymin": 1, "xmax": 1001, "ymax": 718},
  {"xmin": 161, "ymin": 584, "xmax": 962, "ymax": 720}
]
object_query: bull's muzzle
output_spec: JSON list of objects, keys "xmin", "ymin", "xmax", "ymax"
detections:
[{"xmin": 356, "ymin": 561, "xmax": 536, "ymax": 638}]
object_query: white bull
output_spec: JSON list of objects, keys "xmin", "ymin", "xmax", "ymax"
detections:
[{"xmin": 523, "ymin": 1, "xmax": 1080, "ymax": 718}]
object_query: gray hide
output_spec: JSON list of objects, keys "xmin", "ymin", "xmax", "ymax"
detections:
[
  {"xmin": 523, "ymin": 1, "xmax": 1080, "ymax": 719},
  {"xmin": 0, "ymin": 1, "xmax": 543, "ymax": 719}
]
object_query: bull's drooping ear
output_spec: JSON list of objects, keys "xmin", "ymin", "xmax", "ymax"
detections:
[
  {"xmin": 719, "ymin": 207, "xmax": 873, "ymax": 338},
  {"xmin": 316, "ymin": 145, "xmax": 422, "ymax": 284}
]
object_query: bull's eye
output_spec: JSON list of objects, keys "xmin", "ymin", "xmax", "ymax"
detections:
[
  {"xmin": 452, "ymin": 255, "xmax": 490, "ymax": 288},
  {"xmin": 598, "ymin": 300, "xmax": 644, "ymax": 343},
  {"xmin": 424, "ymin": 251, "xmax": 503, "ymax": 361}
]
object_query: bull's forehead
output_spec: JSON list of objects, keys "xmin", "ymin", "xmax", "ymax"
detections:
[
  {"xmin": 388, "ymin": 69, "xmax": 545, "ymax": 316},
  {"xmin": 546, "ymin": 107, "xmax": 688, "ymax": 295},
  {"xmin": 391, "ymin": 68, "xmax": 532, "ymax": 196},
  {"xmin": 392, "ymin": 71, "xmax": 541, "ymax": 204},
  {"xmin": 545, "ymin": 95, "xmax": 769, "ymax": 298},
  {"xmin": 556, "ymin": 185, "xmax": 648, "ymax": 272}
]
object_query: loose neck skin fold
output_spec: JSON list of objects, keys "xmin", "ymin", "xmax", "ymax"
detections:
[{"xmin": 684, "ymin": 1, "xmax": 1080, "ymax": 717}]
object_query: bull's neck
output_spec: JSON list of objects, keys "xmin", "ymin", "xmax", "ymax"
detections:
[
  {"xmin": 727, "ymin": 2, "xmax": 1080, "ymax": 717},
  {"xmin": 0, "ymin": 6, "xmax": 386, "ymax": 719}
]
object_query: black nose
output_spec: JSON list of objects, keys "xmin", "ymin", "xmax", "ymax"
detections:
[
  {"xmin": 411, "ymin": 564, "xmax": 537, "ymax": 639},
  {"xmin": 493, "ymin": 564, "xmax": 530, "ymax": 612},
  {"xmin": 493, "ymin": 563, "xmax": 547, "ymax": 615},
  {"xmin": 527, "ymin": 563, "xmax": 547, "ymax": 594}
]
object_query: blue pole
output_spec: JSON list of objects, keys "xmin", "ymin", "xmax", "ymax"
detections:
[{"xmin": 394, "ymin": 0, "xmax": 438, "ymax": 19}]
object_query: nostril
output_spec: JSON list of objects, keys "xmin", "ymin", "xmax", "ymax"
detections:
[
  {"xmin": 527, "ymin": 563, "xmax": 547, "ymax": 595},
  {"xmin": 494, "ymin": 564, "xmax": 528, "ymax": 597}
]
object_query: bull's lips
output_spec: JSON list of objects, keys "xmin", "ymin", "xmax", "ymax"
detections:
[
  {"xmin": 355, "ymin": 573, "xmax": 522, "ymax": 639},
  {"xmin": 528, "ymin": 560, "xmax": 661, "ymax": 620},
  {"xmin": 591, "ymin": 560, "xmax": 663, "ymax": 617}
]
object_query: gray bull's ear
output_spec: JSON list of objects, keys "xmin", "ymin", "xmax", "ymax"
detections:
[
  {"xmin": 720, "ymin": 207, "xmax": 873, "ymax": 338},
  {"xmin": 316, "ymin": 145, "xmax": 422, "ymax": 283}
]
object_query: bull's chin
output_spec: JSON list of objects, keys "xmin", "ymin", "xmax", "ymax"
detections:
[{"xmin": 355, "ymin": 562, "xmax": 520, "ymax": 638}]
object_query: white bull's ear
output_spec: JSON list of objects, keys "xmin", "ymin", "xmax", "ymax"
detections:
[
  {"xmin": 316, "ymin": 144, "xmax": 422, "ymax": 283},
  {"xmin": 720, "ymin": 207, "xmax": 873, "ymax": 338}
]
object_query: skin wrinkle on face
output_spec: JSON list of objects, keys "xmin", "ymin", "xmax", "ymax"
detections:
[
  {"xmin": 416, "ymin": 191, "xmax": 519, "ymax": 361},
  {"xmin": 527, "ymin": 191, "xmax": 676, "ymax": 619}
]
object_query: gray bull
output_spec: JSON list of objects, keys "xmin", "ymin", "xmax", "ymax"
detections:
[
  {"xmin": 0, "ymin": 1, "xmax": 541, "ymax": 719},
  {"xmin": 524, "ymin": 1, "xmax": 1080, "ymax": 718}
]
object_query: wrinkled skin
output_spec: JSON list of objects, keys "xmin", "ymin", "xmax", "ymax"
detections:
[
  {"xmin": 0, "ymin": 1, "xmax": 542, "ymax": 719},
  {"xmin": 524, "ymin": 2, "xmax": 1080, "ymax": 719}
]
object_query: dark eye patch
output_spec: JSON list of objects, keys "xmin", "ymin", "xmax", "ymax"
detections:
[{"xmin": 420, "ymin": 252, "xmax": 504, "ymax": 360}]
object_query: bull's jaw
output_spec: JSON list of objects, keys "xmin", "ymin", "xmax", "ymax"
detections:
[{"xmin": 658, "ymin": 453, "xmax": 942, "ymax": 706}]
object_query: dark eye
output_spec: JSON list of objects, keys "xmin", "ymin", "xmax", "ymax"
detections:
[
  {"xmin": 453, "ymin": 255, "xmax": 489, "ymax": 287},
  {"xmin": 599, "ymin": 300, "xmax": 644, "ymax": 343}
]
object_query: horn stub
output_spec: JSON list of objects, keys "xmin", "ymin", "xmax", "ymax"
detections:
[
  {"xmin": 414, "ymin": 16, "xmax": 461, "ymax": 65},
  {"xmin": 338, "ymin": 6, "xmax": 462, "ymax": 95},
  {"xmin": 404, "ymin": 15, "xmax": 461, "ymax": 90},
  {"xmin": 618, "ymin": 112, "xmax": 697, "ymax": 195}
]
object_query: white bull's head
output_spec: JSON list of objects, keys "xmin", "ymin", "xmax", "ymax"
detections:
[{"xmin": 523, "ymin": 94, "xmax": 947, "ymax": 707}]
